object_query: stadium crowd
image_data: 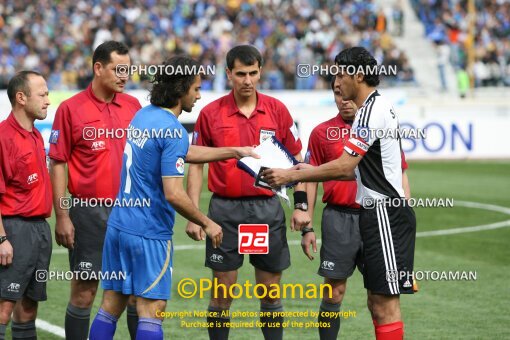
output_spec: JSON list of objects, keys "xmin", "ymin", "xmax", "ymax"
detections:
[
  {"xmin": 0, "ymin": 0, "xmax": 414, "ymax": 91},
  {"xmin": 412, "ymin": 0, "xmax": 510, "ymax": 87}
]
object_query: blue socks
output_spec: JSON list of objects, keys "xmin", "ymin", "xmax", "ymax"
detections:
[
  {"xmin": 89, "ymin": 308, "xmax": 118, "ymax": 340},
  {"xmin": 89, "ymin": 310, "xmax": 163, "ymax": 340},
  {"xmin": 136, "ymin": 318, "xmax": 163, "ymax": 340}
]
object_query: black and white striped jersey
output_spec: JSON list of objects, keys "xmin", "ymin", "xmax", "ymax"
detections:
[{"xmin": 344, "ymin": 90, "xmax": 404, "ymax": 206}]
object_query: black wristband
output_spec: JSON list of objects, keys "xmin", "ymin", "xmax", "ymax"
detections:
[
  {"xmin": 293, "ymin": 191, "xmax": 307, "ymax": 205},
  {"xmin": 301, "ymin": 227, "xmax": 314, "ymax": 237}
]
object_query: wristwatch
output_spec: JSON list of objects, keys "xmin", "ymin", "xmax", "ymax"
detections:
[
  {"xmin": 301, "ymin": 227, "xmax": 314, "ymax": 237},
  {"xmin": 294, "ymin": 202, "xmax": 308, "ymax": 211},
  {"xmin": 0, "ymin": 235, "xmax": 7, "ymax": 244}
]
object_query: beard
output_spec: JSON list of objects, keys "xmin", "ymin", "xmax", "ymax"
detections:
[
  {"xmin": 28, "ymin": 105, "xmax": 47, "ymax": 121},
  {"xmin": 182, "ymin": 105, "xmax": 193, "ymax": 113}
]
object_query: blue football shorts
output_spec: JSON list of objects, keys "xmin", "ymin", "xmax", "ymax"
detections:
[{"xmin": 102, "ymin": 226, "xmax": 173, "ymax": 300}]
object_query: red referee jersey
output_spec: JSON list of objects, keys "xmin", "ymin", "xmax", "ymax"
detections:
[
  {"xmin": 194, "ymin": 91, "xmax": 302, "ymax": 198},
  {"xmin": 49, "ymin": 84, "xmax": 141, "ymax": 199},
  {"xmin": 306, "ymin": 114, "xmax": 408, "ymax": 208},
  {"xmin": 0, "ymin": 113, "xmax": 52, "ymax": 217},
  {"xmin": 306, "ymin": 114, "xmax": 359, "ymax": 208}
]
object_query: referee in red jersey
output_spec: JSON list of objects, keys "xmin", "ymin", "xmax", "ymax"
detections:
[
  {"xmin": 303, "ymin": 77, "xmax": 410, "ymax": 339},
  {"xmin": 0, "ymin": 71, "xmax": 51, "ymax": 340},
  {"xmin": 49, "ymin": 41, "xmax": 141, "ymax": 340},
  {"xmin": 186, "ymin": 45, "xmax": 310, "ymax": 340}
]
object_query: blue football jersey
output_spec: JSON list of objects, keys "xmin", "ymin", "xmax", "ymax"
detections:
[{"xmin": 108, "ymin": 104, "xmax": 189, "ymax": 240}]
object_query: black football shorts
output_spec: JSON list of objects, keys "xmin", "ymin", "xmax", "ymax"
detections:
[
  {"xmin": 359, "ymin": 204, "xmax": 416, "ymax": 295},
  {"xmin": 318, "ymin": 204, "xmax": 363, "ymax": 280},
  {"xmin": 68, "ymin": 204, "xmax": 112, "ymax": 277},
  {"xmin": 0, "ymin": 217, "xmax": 51, "ymax": 301},
  {"xmin": 205, "ymin": 194, "xmax": 290, "ymax": 273}
]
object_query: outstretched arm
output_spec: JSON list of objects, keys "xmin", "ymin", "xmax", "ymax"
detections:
[
  {"xmin": 185, "ymin": 145, "xmax": 259, "ymax": 164},
  {"xmin": 262, "ymin": 152, "xmax": 360, "ymax": 187}
]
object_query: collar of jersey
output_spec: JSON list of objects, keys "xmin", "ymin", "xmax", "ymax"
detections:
[
  {"xmin": 86, "ymin": 84, "xmax": 120, "ymax": 111},
  {"xmin": 361, "ymin": 90, "xmax": 379, "ymax": 107},
  {"xmin": 7, "ymin": 112, "xmax": 37, "ymax": 137},
  {"xmin": 160, "ymin": 107, "xmax": 177, "ymax": 118},
  {"xmin": 226, "ymin": 90, "xmax": 266, "ymax": 116}
]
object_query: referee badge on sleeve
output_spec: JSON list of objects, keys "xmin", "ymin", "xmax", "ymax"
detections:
[
  {"xmin": 290, "ymin": 122, "xmax": 299, "ymax": 141},
  {"xmin": 50, "ymin": 130, "xmax": 60, "ymax": 144},
  {"xmin": 191, "ymin": 131, "xmax": 199, "ymax": 145},
  {"xmin": 304, "ymin": 150, "xmax": 311, "ymax": 164},
  {"xmin": 259, "ymin": 129, "xmax": 275, "ymax": 144}
]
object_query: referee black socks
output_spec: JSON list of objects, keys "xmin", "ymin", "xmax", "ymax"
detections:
[
  {"xmin": 207, "ymin": 305, "xmax": 230, "ymax": 340},
  {"xmin": 260, "ymin": 302, "xmax": 284, "ymax": 340},
  {"xmin": 65, "ymin": 303, "xmax": 91, "ymax": 340},
  {"xmin": 11, "ymin": 320, "xmax": 36, "ymax": 340},
  {"xmin": 126, "ymin": 303, "xmax": 139, "ymax": 340},
  {"xmin": 318, "ymin": 301, "xmax": 342, "ymax": 340}
]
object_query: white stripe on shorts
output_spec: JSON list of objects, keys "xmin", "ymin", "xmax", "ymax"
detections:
[
  {"xmin": 381, "ymin": 205, "xmax": 400, "ymax": 294},
  {"xmin": 376, "ymin": 204, "xmax": 399, "ymax": 294}
]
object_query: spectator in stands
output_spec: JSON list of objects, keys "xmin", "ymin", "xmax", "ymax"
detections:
[
  {"xmin": 412, "ymin": 0, "xmax": 509, "ymax": 88},
  {"xmin": 436, "ymin": 41, "xmax": 450, "ymax": 91},
  {"xmin": 456, "ymin": 66, "xmax": 470, "ymax": 98},
  {"xmin": 0, "ymin": 0, "xmax": 415, "ymax": 90},
  {"xmin": 392, "ymin": 4, "xmax": 405, "ymax": 37}
]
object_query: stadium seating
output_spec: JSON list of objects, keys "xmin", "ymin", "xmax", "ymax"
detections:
[
  {"xmin": 0, "ymin": 0, "xmax": 415, "ymax": 90},
  {"xmin": 410, "ymin": 0, "xmax": 510, "ymax": 87}
]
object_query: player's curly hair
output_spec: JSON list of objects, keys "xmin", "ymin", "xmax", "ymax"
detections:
[
  {"xmin": 150, "ymin": 55, "xmax": 200, "ymax": 108},
  {"xmin": 335, "ymin": 47, "xmax": 380, "ymax": 87}
]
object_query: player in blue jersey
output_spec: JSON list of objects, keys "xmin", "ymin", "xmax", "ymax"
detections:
[{"xmin": 89, "ymin": 55, "xmax": 258, "ymax": 340}]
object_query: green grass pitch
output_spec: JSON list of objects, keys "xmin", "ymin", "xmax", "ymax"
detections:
[{"xmin": 17, "ymin": 160, "xmax": 510, "ymax": 339}]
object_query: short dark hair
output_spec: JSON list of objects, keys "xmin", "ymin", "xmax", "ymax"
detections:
[
  {"xmin": 92, "ymin": 40, "xmax": 129, "ymax": 71},
  {"xmin": 226, "ymin": 45, "xmax": 263, "ymax": 70},
  {"xmin": 335, "ymin": 47, "xmax": 380, "ymax": 87},
  {"xmin": 7, "ymin": 70, "xmax": 43, "ymax": 105},
  {"xmin": 149, "ymin": 55, "xmax": 200, "ymax": 108}
]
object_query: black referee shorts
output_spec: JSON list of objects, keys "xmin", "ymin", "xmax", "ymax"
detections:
[
  {"xmin": 68, "ymin": 205, "xmax": 112, "ymax": 276},
  {"xmin": 0, "ymin": 217, "xmax": 52, "ymax": 301},
  {"xmin": 205, "ymin": 194, "xmax": 290, "ymax": 273},
  {"xmin": 360, "ymin": 204, "xmax": 416, "ymax": 295},
  {"xmin": 318, "ymin": 204, "xmax": 363, "ymax": 280}
]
